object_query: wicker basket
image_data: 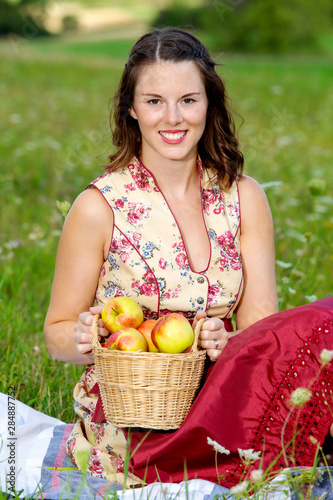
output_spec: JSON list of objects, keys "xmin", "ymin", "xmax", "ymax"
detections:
[{"xmin": 92, "ymin": 315, "xmax": 206, "ymax": 430}]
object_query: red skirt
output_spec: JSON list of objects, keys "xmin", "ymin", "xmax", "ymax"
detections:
[{"xmin": 128, "ymin": 298, "xmax": 333, "ymax": 487}]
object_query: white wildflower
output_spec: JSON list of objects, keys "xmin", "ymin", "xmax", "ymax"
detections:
[
  {"xmin": 290, "ymin": 387, "xmax": 312, "ymax": 407},
  {"xmin": 276, "ymin": 260, "xmax": 293, "ymax": 269},
  {"xmin": 251, "ymin": 469, "xmax": 263, "ymax": 483},
  {"xmin": 230, "ymin": 480, "xmax": 249, "ymax": 495},
  {"xmin": 3, "ymin": 239, "xmax": 22, "ymax": 250},
  {"xmin": 238, "ymin": 448, "xmax": 261, "ymax": 463},
  {"xmin": 320, "ymin": 349, "xmax": 333, "ymax": 366},
  {"xmin": 207, "ymin": 437, "xmax": 230, "ymax": 455},
  {"xmin": 305, "ymin": 295, "xmax": 318, "ymax": 303}
]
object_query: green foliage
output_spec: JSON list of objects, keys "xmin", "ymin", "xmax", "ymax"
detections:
[
  {"xmin": 152, "ymin": 0, "xmax": 333, "ymax": 54},
  {"xmin": 0, "ymin": 0, "xmax": 50, "ymax": 37},
  {"xmin": 152, "ymin": 4, "xmax": 204, "ymax": 31}
]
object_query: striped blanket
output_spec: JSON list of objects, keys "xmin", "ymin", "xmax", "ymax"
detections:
[{"xmin": 39, "ymin": 423, "xmax": 123, "ymax": 499}]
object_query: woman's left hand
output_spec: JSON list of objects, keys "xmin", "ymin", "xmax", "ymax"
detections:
[{"xmin": 193, "ymin": 311, "xmax": 228, "ymax": 362}]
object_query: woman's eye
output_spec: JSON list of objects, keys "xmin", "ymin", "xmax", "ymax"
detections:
[
  {"xmin": 183, "ymin": 98, "xmax": 195, "ymax": 104},
  {"xmin": 148, "ymin": 99, "xmax": 160, "ymax": 105}
]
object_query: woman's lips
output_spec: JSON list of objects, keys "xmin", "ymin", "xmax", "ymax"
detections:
[{"xmin": 159, "ymin": 130, "xmax": 187, "ymax": 144}]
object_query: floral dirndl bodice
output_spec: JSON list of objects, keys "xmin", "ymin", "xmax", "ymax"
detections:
[{"xmin": 89, "ymin": 156, "xmax": 243, "ymax": 321}]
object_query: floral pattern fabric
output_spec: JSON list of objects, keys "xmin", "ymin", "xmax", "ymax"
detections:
[
  {"xmin": 93, "ymin": 156, "xmax": 243, "ymax": 320},
  {"xmin": 66, "ymin": 157, "xmax": 244, "ymax": 482},
  {"xmin": 66, "ymin": 365, "xmax": 142, "ymax": 486}
]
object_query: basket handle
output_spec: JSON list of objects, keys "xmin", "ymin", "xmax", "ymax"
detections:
[
  {"xmin": 191, "ymin": 317, "xmax": 205, "ymax": 353},
  {"xmin": 92, "ymin": 314, "xmax": 101, "ymax": 350}
]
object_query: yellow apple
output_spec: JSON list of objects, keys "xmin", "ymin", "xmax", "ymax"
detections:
[
  {"xmin": 137, "ymin": 319, "xmax": 159, "ymax": 352},
  {"xmin": 151, "ymin": 313, "xmax": 194, "ymax": 353},
  {"xmin": 105, "ymin": 328, "xmax": 148, "ymax": 352},
  {"xmin": 101, "ymin": 297, "xmax": 144, "ymax": 333}
]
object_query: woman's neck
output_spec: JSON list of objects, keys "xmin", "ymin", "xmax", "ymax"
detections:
[{"xmin": 139, "ymin": 152, "xmax": 200, "ymax": 199}]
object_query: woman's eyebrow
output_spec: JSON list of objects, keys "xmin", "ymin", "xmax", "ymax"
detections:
[{"xmin": 141, "ymin": 92, "xmax": 202, "ymax": 97}]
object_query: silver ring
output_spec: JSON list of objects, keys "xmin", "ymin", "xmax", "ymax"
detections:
[{"xmin": 214, "ymin": 339, "xmax": 220, "ymax": 350}]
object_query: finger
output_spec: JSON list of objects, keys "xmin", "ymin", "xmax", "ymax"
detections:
[
  {"xmin": 74, "ymin": 331, "xmax": 93, "ymax": 345},
  {"xmin": 198, "ymin": 338, "xmax": 214, "ymax": 350},
  {"xmin": 98, "ymin": 318, "xmax": 108, "ymax": 330},
  {"xmin": 89, "ymin": 304, "xmax": 104, "ymax": 315},
  {"xmin": 98, "ymin": 327, "xmax": 109, "ymax": 338},
  {"xmin": 206, "ymin": 348, "xmax": 221, "ymax": 363},
  {"xmin": 193, "ymin": 311, "xmax": 207, "ymax": 329},
  {"xmin": 76, "ymin": 342, "xmax": 93, "ymax": 354},
  {"xmin": 198, "ymin": 335, "xmax": 228, "ymax": 351},
  {"xmin": 199, "ymin": 329, "xmax": 228, "ymax": 344},
  {"xmin": 77, "ymin": 311, "xmax": 94, "ymax": 327},
  {"xmin": 203, "ymin": 317, "xmax": 227, "ymax": 332},
  {"xmin": 74, "ymin": 321, "xmax": 93, "ymax": 335}
]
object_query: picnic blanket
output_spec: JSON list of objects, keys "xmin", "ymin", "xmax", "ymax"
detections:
[{"xmin": 1, "ymin": 393, "xmax": 333, "ymax": 499}]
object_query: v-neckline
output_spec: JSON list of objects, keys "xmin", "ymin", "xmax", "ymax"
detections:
[{"xmin": 133, "ymin": 156, "xmax": 211, "ymax": 274}]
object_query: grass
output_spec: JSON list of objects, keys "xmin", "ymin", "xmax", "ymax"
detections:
[{"xmin": 0, "ymin": 34, "xmax": 332, "ymax": 499}]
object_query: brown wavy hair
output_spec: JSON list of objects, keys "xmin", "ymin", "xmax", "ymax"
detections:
[{"xmin": 105, "ymin": 27, "xmax": 244, "ymax": 188}]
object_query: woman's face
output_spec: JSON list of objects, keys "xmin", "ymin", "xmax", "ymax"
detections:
[{"xmin": 129, "ymin": 60, "xmax": 208, "ymax": 166}]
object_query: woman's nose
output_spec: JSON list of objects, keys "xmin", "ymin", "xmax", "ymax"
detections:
[{"xmin": 164, "ymin": 103, "xmax": 183, "ymax": 125}]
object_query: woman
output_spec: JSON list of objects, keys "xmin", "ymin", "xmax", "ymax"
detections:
[{"xmin": 44, "ymin": 28, "xmax": 333, "ymax": 487}]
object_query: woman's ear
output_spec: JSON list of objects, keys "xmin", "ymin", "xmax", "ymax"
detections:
[{"xmin": 128, "ymin": 107, "xmax": 138, "ymax": 120}]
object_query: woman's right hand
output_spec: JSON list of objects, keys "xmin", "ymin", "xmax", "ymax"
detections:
[{"xmin": 74, "ymin": 305, "xmax": 109, "ymax": 357}]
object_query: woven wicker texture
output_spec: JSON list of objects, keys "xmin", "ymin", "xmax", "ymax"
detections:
[{"xmin": 92, "ymin": 315, "xmax": 206, "ymax": 429}]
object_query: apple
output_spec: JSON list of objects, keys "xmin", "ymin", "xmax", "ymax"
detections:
[
  {"xmin": 105, "ymin": 328, "xmax": 148, "ymax": 352},
  {"xmin": 138, "ymin": 319, "xmax": 159, "ymax": 352},
  {"xmin": 101, "ymin": 297, "xmax": 144, "ymax": 333},
  {"xmin": 151, "ymin": 313, "xmax": 194, "ymax": 354}
]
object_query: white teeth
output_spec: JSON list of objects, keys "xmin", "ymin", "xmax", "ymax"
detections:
[{"xmin": 160, "ymin": 131, "xmax": 186, "ymax": 140}]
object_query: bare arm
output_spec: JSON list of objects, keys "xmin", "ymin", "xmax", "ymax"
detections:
[
  {"xmin": 196, "ymin": 175, "xmax": 278, "ymax": 360},
  {"xmin": 44, "ymin": 188, "xmax": 112, "ymax": 365},
  {"xmin": 234, "ymin": 175, "xmax": 278, "ymax": 330}
]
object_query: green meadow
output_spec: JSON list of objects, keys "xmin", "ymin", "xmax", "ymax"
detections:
[{"xmin": 0, "ymin": 36, "xmax": 332, "ymax": 425}]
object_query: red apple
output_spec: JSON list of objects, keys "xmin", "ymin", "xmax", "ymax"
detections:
[
  {"xmin": 137, "ymin": 319, "xmax": 159, "ymax": 352},
  {"xmin": 105, "ymin": 328, "xmax": 148, "ymax": 352},
  {"xmin": 101, "ymin": 297, "xmax": 143, "ymax": 333},
  {"xmin": 151, "ymin": 313, "xmax": 194, "ymax": 353}
]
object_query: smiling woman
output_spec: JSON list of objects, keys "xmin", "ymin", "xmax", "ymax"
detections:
[
  {"xmin": 128, "ymin": 61, "xmax": 208, "ymax": 165},
  {"xmin": 107, "ymin": 28, "xmax": 244, "ymax": 189},
  {"xmin": 42, "ymin": 27, "xmax": 333, "ymax": 489}
]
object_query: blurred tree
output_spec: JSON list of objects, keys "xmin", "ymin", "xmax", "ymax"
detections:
[
  {"xmin": 153, "ymin": 5, "xmax": 203, "ymax": 30},
  {"xmin": 152, "ymin": 0, "xmax": 333, "ymax": 53},
  {"xmin": 0, "ymin": 0, "xmax": 50, "ymax": 37},
  {"xmin": 62, "ymin": 15, "xmax": 79, "ymax": 33},
  {"xmin": 152, "ymin": 0, "xmax": 204, "ymax": 30}
]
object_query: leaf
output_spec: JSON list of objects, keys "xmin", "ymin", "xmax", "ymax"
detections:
[{"xmin": 56, "ymin": 200, "xmax": 71, "ymax": 219}]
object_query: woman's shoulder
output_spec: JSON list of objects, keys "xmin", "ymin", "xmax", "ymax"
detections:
[
  {"xmin": 237, "ymin": 175, "xmax": 273, "ymax": 229},
  {"xmin": 67, "ymin": 187, "xmax": 113, "ymax": 229},
  {"xmin": 237, "ymin": 174, "xmax": 270, "ymax": 208},
  {"xmin": 238, "ymin": 174, "xmax": 266, "ymax": 199}
]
